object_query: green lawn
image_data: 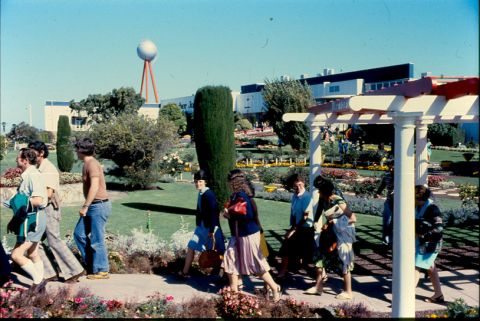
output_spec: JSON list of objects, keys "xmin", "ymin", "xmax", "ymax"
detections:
[{"xmin": 430, "ymin": 149, "xmax": 479, "ymax": 163}]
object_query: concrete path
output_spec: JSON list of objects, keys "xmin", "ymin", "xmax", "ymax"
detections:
[{"xmin": 11, "ymin": 268, "xmax": 479, "ymax": 314}]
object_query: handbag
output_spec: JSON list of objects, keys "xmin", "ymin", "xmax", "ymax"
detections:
[
  {"xmin": 227, "ymin": 199, "xmax": 247, "ymax": 216},
  {"xmin": 198, "ymin": 237, "xmax": 223, "ymax": 269},
  {"xmin": 319, "ymin": 221, "xmax": 337, "ymax": 254},
  {"xmin": 259, "ymin": 231, "xmax": 269, "ymax": 258}
]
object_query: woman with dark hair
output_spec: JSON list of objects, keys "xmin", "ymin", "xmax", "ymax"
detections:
[
  {"xmin": 178, "ymin": 170, "xmax": 225, "ymax": 277},
  {"xmin": 414, "ymin": 185, "xmax": 444, "ymax": 303},
  {"xmin": 276, "ymin": 173, "xmax": 314, "ymax": 279},
  {"xmin": 221, "ymin": 169, "xmax": 281, "ymax": 301},
  {"xmin": 306, "ymin": 177, "xmax": 356, "ymax": 300}
]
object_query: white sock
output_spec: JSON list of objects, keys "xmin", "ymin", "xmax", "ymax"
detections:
[
  {"xmin": 21, "ymin": 260, "xmax": 43, "ymax": 284},
  {"xmin": 33, "ymin": 260, "xmax": 45, "ymax": 281}
]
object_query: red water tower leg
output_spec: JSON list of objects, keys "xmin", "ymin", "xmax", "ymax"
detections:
[
  {"xmin": 140, "ymin": 60, "xmax": 147, "ymax": 96},
  {"xmin": 148, "ymin": 61, "xmax": 159, "ymax": 104},
  {"xmin": 145, "ymin": 62, "xmax": 149, "ymax": 103}
]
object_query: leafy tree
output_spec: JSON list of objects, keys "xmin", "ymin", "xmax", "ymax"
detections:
[
  {"xmin": 6, "ymin": 122, "xmax": 39, "ymax": 143},
  {"xmin": 194, "ymin": 85, "xmax": 235, "ymax": 204},
  {"xmin": 262, "ymin": 78, "xmax": 314, "ymax": 151},
  {"xmin": 56, "ymin": 116, "xmax": 74, "ymax": 172},
  {"xmin": 428, "ymin": 123, "xmax": 465, "ymax": 146},
  {"xmin": 90, "ymin": 113, "xmax": 177, "ymax": 188},
  {"xmin": 38, "ymin": 131, "xmax": 55, "ymax": 144},
  {"xmin": 235, "ymin": 118, "xmax": 253, "ymax": 130},
  {"xmin": 159, "ymin": 103, "xmax": 187, "ymax": 134},
  {"xmin": 70, "ymin": 87, "xmax": 144, "ymax": 124}
]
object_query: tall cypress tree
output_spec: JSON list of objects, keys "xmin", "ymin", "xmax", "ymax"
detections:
[
  {"xmin": 194, "ymin": 86, "xmax": 235, "ymax": 204},
  {"xmin": 56, "ymin": 115, "xmax": 74, "ymax": 172}
]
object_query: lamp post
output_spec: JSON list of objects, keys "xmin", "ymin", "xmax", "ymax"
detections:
[{"xmin": 1, "ymin": 122, "xmax": 6, "ymax": 133}]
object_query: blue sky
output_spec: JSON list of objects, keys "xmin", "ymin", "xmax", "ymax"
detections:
[{"xmin": 1, "ymin": 0, "xmax": 478, "ymax": 131}]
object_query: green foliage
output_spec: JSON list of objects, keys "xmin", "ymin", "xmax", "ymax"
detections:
[
  {"xmin": 352, "ymin": 177, "xmax": 380, "ymax": 197},
  {"xmin": 447, "ymin": 298, "xmax": 479, "ymax": 318},
  {"xmin": 235, "ymin": 118, "xmax": 253, "ymax": 130},
  {"xmin": 255, "ymin": 166, "xmax": 280, "ymax": 185},
  {"xmin": 0, "ymin": 135, "xmax": 6, "ymax": 161},
  {"xmin": 262, "ymin": 78, "xmax": 313, "ymax": 151},
  {"xmin": 70, "ymin": 87, "xmax": 144, "ymax": 124},
  {"xmin": 56, "ymin": 116, "xmax": 74, "ymax": 172},
  {"xmin": 90, "ymin": 113, "xmax": 177, "ymax": 188},
  {"xmin": 459, "ymin": 184, "xmax": 479, "ymax": 207},
  {"xmin": 38, "ymin": 131, "xmax": 54, "ymax": 144},
  {"xmin": 159, "ymin": 103, "xmax": 187, "ymax": 134},
  {"xmin": 6, "ymin": 122, "xmax": 39, "ymax": 143},
  {"xmin": 428, "ymin": 123, "xmax": 466, "ymax": 146},
  {"xmin": 194, "ymin": 86, "xmax": 235, "ymax": 204}
]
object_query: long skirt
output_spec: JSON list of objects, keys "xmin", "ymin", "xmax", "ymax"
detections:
[{"xmin": 221, "ymin": 231, "xmax": 270, "ymax": 276}]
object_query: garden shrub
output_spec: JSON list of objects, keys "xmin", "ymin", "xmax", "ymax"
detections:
[
  {"xmin": 352, "ymin": 177, "xmax": 380, "ymax": 197},
  {"xmin": 165, "ymin": 296, "xmax": 218, "ymax": 318},
  {"xmin": 438, "ymin": 180, "xmax": 456, "ymax": 189},
  {"xmin": 442, "ymin": 205, "xmax": 479, "ymax": 227},
  {"xmin": 446, "ymin": 298, "xmax": 479, "ymax": 318},
  {"xmin": 344, "ymin": 195, "xmax": 383, "ymax": 217},
  {"xmin": 158, "ymin": 152, "xmax": 185, "ymax": 178},
  {"xmin": 216, "ymin": 287, "xmax": 261, "ymax": 318},
  {"xmin": 459, "ymin": 184, "xmax": 479, "ymax": 206},
  {"xmin": 256, "ymin": 166, "xmax": 280, "ymax": 185},
  {"xmin": 56, "ymin": 115, "xmax": 74, "ymax": 172},
  {"xmin": 194, "ymin": 86, "xmax": 235, "ymax": 205},
  {"xmin": 333, "ymin": 301, "xmax": 372, "ymax": 318},
  {"xmin": 321, "ymin": 167, "xmax": 358, "ymax": 180},
  {"xmin": 428, "ymin": 175, "xmax": 447, "ymax": 187},
  {"xmin": 255, "ymin": 190, "xmax": 292, "ymax": 203}
]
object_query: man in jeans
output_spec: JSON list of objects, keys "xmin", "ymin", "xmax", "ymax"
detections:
[
  {"xmin": 375, "ymin": 161, "xmax": 394, "ymax": 246},
  {"xmin": 28, "ymin": 141, "xmax": 85, "ymax": 283},
  {"xmin": 73, "ymin": 138, "xmax": 111, "ymax": 280}
]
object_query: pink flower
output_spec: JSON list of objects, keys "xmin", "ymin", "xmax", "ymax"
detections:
[
  {"xmin": 74, "ymin": 297, "xmax": 84, "ymax": 304},
  {"xmin": 165, "ymin": 295, "xmax": 174, "ymax": 302}
]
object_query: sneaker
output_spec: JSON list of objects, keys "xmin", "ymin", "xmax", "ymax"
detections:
[
  {"xmin": 86, "ymin": 271, "xmax": 109, "ymax": 280},
  {"xmin": 304, "ymin": 286, "xmax": 322, "ymax": 296}
]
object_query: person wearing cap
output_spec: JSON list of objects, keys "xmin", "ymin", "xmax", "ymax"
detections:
[
  {"xmin": 178, "ymin": 170, "xmax": 225, "ymax": 278},
  {"xmin": 28, "ymin": 141, "xmax": 85, "ymax": 283},
  {"xmin": 73, "ymin": 138, "xmax": 111, "ymax": 280}
]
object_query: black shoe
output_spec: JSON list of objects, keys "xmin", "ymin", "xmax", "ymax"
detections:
[{"xmin": 425, "ymin": 295, "xmax": 445, "ymax": 304}]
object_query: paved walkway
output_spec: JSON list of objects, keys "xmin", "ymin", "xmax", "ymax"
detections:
[{"xmin": 11, "ymin": 269, "xmax": 479, "ymax": 314}]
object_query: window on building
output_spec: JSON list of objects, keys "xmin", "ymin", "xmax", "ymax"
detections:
[
  {"xmin": 71, "ymin": 116, "xmax": 87, "ymax": 128},
  {"xmin": 329, "ymin": 85, "xmax": 340, "ymax": 93}
]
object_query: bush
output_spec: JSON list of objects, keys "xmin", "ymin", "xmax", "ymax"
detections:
[
  {"xmin": 90, "ymin": 113, "xmax": 177, "ymax": 188},
  {"xmin": 56, "ymin": 116, "xmax": 74, "ymax": 172},
  {"xmin": 333, "ymin": 302, "xmax": 372, "ymax": 318},
  {"xmin": 446, "ymin": 298, "xmax": 479, "ymax": 318},
  {"xmin": 256, "ymin": 166, "xmax": 280, "ymax": 185},
  {"xmin": 235, "ymin": 118, "xmax": 253, "ymax": 130},
  {"xmin": 428, "ymin": 175, "xmax": 447, "ymax": 187},
  {"xmin": 442, "ymin": 204, "xmax": 479, "ymax": 227},
  {"xmin": 321, "ymin": 168, "xmax": 358, "ymax": 180},
  {"xmin": 459, "ymin": 184, "xmax": 479, "ymax": 206},
  {"xmin": 344, "ymin": 195, "xmax": 383, "ymax": 216},
  {"xmin": 352, "ymin": 177, "xmax": 380, "ymax": 197},
  {"xmin": 255, "ymin": 190, "xmax": 292, "ymax": 203},
  {"xmin": 216, "ymin": 287, "xmax": 261, "ymax": 318}
]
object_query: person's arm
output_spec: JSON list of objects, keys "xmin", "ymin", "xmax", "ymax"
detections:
[
  {"xmin": 375, "ymin": 176, "xmax": 386, "ymax": 198},
  {"xmin": 79, "ymin": 177, "xmax": 100, "ymax": 216},
  {"xmin": 337, "ymin": 202, "xmax": 356, "ymax": 223},
  {"xmin": 419, "ymin": 205, "xmax": 443, "ymax": 241},
  {"xmin": 205, "ymin": 192, "xmax": 218, "ymax": 234},
  {"xmin": 29, "ymin": 196, "xmax": 44, "ymax": 208}
]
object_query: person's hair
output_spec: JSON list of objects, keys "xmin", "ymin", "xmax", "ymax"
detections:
[
  {"xmin": 286, "ymin": 173, "xmax": 306, "ymax": 190},
  {"xmin": 75, "ymin": 137, "xmax": 95, "ymax": 156},
  {"xmin": 18, "ymin": 148, "xmax": 38, "ymax": 165},
  {"xmin": 317, "ymin": 179, "xmax": 335, "ymax": 198},
  {"xmin": 313, "ymin": 175, "xmax": 331, "ymax": 189},
  {"xmin": 28, "ymin": 140, "xmax": 49, "ymax": 158},
  {"xmin": 246, "ymin": 178, "xmax": 256, "ymax": 197},
  {"xmin": 227, "ymin": 169, "xmax": 251, "ymax": 195},
  {"xmin": 193, "ymin": 169, "xmax": 208, "ymax": 182},
  {"xmin": 415, "ymin": 185, "xmax": 431, "ymax": 201}
]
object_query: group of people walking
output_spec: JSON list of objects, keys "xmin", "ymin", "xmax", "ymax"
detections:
[
  {"xmin": 1, "ymin": 138, "xmax": 112, "ymax": 289},
  {"xmin": 1, "ymin": 140, "xmax": 444, "ymax": 304}
]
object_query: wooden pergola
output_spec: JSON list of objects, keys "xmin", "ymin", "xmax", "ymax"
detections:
[{"xmin": 283, "ymin": 76, "xmax": 479, "ymax": 318}]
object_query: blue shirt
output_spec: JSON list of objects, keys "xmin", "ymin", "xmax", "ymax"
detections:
[{"xmin": 290, "ymin": 191, "xmax": 314, "ymax": 228}]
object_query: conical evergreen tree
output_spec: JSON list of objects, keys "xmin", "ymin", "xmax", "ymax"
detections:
[
  {"xmin": 56, "ymin": 116, "xmax": 74, "ymax": 172},
  {"xmin": 194, "ymin": 86, "xmax": 235, "ymax": 204}
]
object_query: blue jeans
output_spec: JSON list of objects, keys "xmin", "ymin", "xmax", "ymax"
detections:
[{"xmin": 74, "ymin": 201, "xmax": 111, "ymax": 274}]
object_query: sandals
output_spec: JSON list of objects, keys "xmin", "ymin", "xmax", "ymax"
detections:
[
  {"xmin": 304, "ymin": 286, "xmax": 322, "ymax": 296},
  {"xmin": 425, "ymin": 294, "xmax": 445, "ymax": 304},
  {"xmin": 176, "ymin": 271, "xmax": 190, "ymax": 279},
  {"xmin": 272, "ymin": 285, "xmax": 282, "ymax": 302}
]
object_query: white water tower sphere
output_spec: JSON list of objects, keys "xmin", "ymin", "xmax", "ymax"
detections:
[{"xmin": 137, "ymin": 40, "xmax": 158, "ymax": 61}]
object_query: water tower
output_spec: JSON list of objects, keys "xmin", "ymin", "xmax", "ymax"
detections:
[{"xmin": 137, "ymin": 39, "xmax": 159, "ymax": 104}]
